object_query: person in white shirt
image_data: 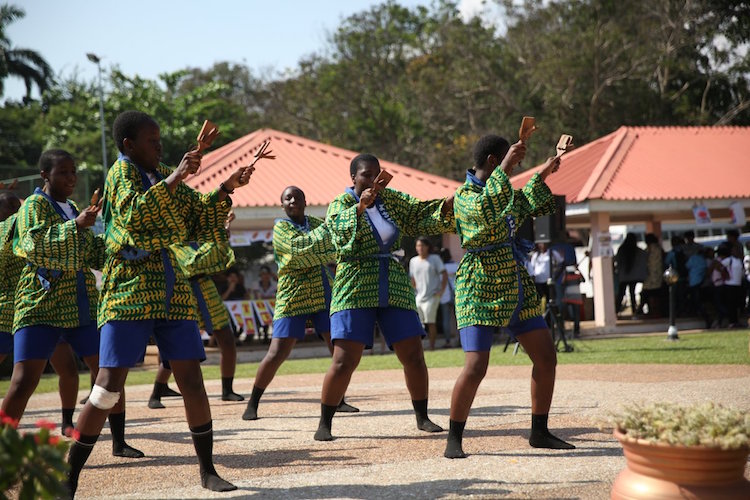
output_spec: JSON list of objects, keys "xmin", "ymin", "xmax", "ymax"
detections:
[
  {"xmin": 717, "ymin": 243, "xmax": 745, "ymax": 327},
  {"xmin": 409, "ymin": 237, "xmax": 448, "ymax": 350},
  {"xmin": 527, "ymin": 243, "xmax": 559, "ymax": 303}
]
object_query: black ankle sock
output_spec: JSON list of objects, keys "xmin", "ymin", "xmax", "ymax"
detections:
[
  {"xmin": 412, "ymin": 399, "xmax": 443, "ymax": 432},
  {"xmin": 109, "ymin": 412, "xmax": 145, "ymax": 458},
  {"xmin": 61, "ymin": 408, "xmax": 74, "ymax": 433},
  {"xmin": 151, "ymin": 382, "xmax": 167, "ymax": 399},
  {"xmin": 250, "ymin": 385, "xmax": 265, "ymax": 406},
  {"xmin": 336, "ymin": 398, "xmax": 359, "ymax": 413},
  {"xmin": 444, "ymin": 419, "xmax": 467, "ymax": 459},
  {"xmin": 221, "ymin": 377, "xmax": 244, "ymax": 401},
  {"xmin": 67, "ymin": 433, "xmax": 98, "ymax": 496},
  {"xmin": 221, "ymin": 377, "xmax": 232, "ymax": 394},
  {"xmin": 189, "ymin": 421, "xmax": 236, "ymax": 491},
  {"xmin": 531, "ymin": 413, "xmax": 549, "ymax": 432},
  {"xmin": 529, "ymin": 413, "xmax": 575, "ymax": 449},
  {"xmin": 242, "ymin": 386, "xmax": 265, "ymax": 420},
  {"xmin": 190, "ymin": 420, "xmax": 216, "ymax": 476},
  {"xmin": 314, "ymin": 403, "xmax": 338, "ymax": 441}
]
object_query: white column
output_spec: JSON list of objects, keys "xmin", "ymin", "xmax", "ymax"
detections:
[{"xmin": 590, "ymin": 211, "xmax": 617, "ymax": 330}]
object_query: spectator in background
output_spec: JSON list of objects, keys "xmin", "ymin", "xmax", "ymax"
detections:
[
  {"xmin": 438, "ymin": 248, "xmax": 458, "ymax": 348},
  {"xmin": 744, "ymin": 242, "xmax": 750, "ymax": 313},
  {"xmin": 685, "ymin": 246, "xmax": 710, "ymax": 328},
  {"xmin": 551, "ymin": 235, "xmax": 580, "ymax": 334},
  {"xmin": 725, "ymin": 229, "xmax": 743, "ymax": 259},
  {"xmin": 707, "ymin": 247, "xmax": 729, "ymax": 328},
  {"xmin": 682, "ymin": 230, "xmax": 702, "ymax": 258},
  {"xmin": 409, "ymin": 237, "xmax": 448, "ymax": 351},
  {"xmin": 251, "ymin": 265, "xmax": 277, "ymax": 343},
  {"xmin": 252, "ymin": 265, "xmax": 278, "ymax": 300},
  {"xmin": 615, "ymin": 233, "xmax": 647, "ymax": 316},
  {"xmin": 717, "ymin": 242, "xmax": 745, "ymax": 328},
  {"xmin": 527, "ymin": 243, "xmax": 560, "ymax": 303},
  {"xmin": 639, "ymin": 234, "xmax": 664, "ymax": 316},
  {"xmin": 220, "ymin": 268, "xmax": 249, "ymax": 301},
  {"xmin": 665, "ymin": 235, "xmax": 688, "ymax": 315}
]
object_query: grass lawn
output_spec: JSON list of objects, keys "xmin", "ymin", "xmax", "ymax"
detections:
[{"xmin": 2, "ymin": 329, "xmax": 747, "ymax": 396}]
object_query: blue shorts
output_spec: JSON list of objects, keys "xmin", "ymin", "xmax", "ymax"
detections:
[
  {"xmin": 460, "ymin": 316, "xmax": 547, "ymax": 352},
  {"xmin": 0, "ymin": 331, "xmax": 13, "ymax": 355},
  {"xmin": 13, "ymin": 324, "xmax": 99, "ymax": 363},
  {"xmin": 99, "ymin": 319, "xmax": 205, "ymax": 368},
  {"xmin": 331, "ymin": 307, "xmax": 424, "ymax": 349},
  {"xmin": 272, "ymin": 309, "xmax": 329, "ymax": 340}
]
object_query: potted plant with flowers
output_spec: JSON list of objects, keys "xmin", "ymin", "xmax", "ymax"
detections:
[
  {"xmin": 0, "ymin": 410, "xmax": 71, "ymax": 499},
  {"xmin": 609, "ymin": 402, "xmax": 750, "ymax": 499}
]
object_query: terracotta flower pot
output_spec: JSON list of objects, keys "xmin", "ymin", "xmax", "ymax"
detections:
[{"xmin": 612, "ymin": 429, "xmax": 750, "ymax": 499}]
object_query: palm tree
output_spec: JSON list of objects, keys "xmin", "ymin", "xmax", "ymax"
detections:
[{"xmin": 0, "ymin": 4, "xmax": 54, "ymax": 101}]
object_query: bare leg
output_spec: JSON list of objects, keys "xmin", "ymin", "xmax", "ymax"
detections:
[
  {"xmin": 213, "ymin": 326, "xmax": 243, "ymax": 401},
  {"xmin": 448, "ymin": 351, "xmax": 489, "ymax": 422},
  {"xmin": 444, "ymin": 351, "xmax": 489, "ymax": 458},
  {"xmin": 392, "ymin": 336, "xmax": 442, "ymax": 432},
  {"xmin": 49, "ymin": 343, "xmax": 79, "ymax": 433},
  {"xmin": 426, "ymin": 323, "xmax": 437, "ymax": 350},
  {"xmin": 79, "ymin": 355, "xmax": 141, "ymax": 458},
  {"xmin": 242, "ymin": 337, "xmax": 296, "ymax": 420},
  {"xmin": 321, "ymin": 332, "xmax": 358, "ymax": 413},
  {"xmin": 517, "ymin": 328, "xmax": 573, "ymax": 449},
  {"xmin": 148, "ymin": 357, "xmax": 181, "ymax": 409},
  {"xmin": 314, "ymin": 339, "xmax": 364, "ymax": 441},
  {"xmin": 254, "ymin": 337, "xmax": 296, "ymax": 389},
  {"xmin": 67, "ymin": 366, "xmax": 129, "ymax": 496},
  {"xmin": 0, "ymin": 359, "xmax": 48, "ymax": 420}
]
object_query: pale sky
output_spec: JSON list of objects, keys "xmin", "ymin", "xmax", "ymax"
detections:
[{"xmin": 4, "ymin": 0, "xmax": 492, "ymax": 102}]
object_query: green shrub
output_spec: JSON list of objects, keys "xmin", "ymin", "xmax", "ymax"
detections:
[
  {"xmin": 609, "ymin": 402, "xmax": 750, "ymax": 450},
  {"xmin": 0, "ymin": 410, "xmax": 70, "ymax": 499}
]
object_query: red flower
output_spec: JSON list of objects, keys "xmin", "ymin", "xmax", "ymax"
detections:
[
  {"xmin": 1, "ymin": 413, "xmax": 19, "ymax": 429},
  {"xmin": 64, "ymin": 427, "xmax": 81, "ymax": 441},
  {"xmin": 48, "ymin": 436, "xmax": 60, "ymax": 446},
  {"xmin": 35, "ymin": 419, "xmax": 56, "ymax": 430}
]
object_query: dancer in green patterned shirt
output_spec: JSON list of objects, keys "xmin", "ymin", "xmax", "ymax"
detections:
[
  {"xmin": 67, "ymin": 111, "xmax": 258, "ymax": 495},
  {"xmin": 444, "ymin": 135, "xmax": 574, "ymax": 459},
  {"xmin": 0, "ymin": 192, "xmax": 86, "ymax": 435},
  {"xmin": 242, "ymin": 186, "xmax": 358, "ymax": 421},
  {"xmin": 0, "ymin": 149, "xmax": 142, "ymax": 459},
  {"xmin": 0, "ymin": 193, "xmax": 24, "ymax": 363},
  {"xmin": 314, "ymin": 154, "xmax": 455, "ymax": 441}
]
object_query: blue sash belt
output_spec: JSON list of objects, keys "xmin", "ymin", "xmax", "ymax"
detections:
[{"xmin": 31, "ymin": 188, "xmax": 91, "ymax": 326}]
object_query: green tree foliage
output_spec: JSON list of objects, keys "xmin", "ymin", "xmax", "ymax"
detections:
[
  {"xmin": 1, "ymin": 0, "xmax": 748, "ymax": 184},
  {"xmin": 37, "ymin": 66, "xmax": 252, "ymax": 172},
  {"xmin": 0, "ymin": 101, "xmax": 43, "ymax": 166},
  {"xmin": 0, "ymin": 4, "xmax": 54, "ymax": 101}
]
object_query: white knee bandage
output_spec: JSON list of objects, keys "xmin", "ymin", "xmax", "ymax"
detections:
[{"xmin": 88, "ymin": 384, "xmax": 121, "ymax": 410}]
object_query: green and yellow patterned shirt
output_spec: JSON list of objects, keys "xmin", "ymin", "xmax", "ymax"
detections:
[
  {"xmin": 0, "ymin": 214, "xmax": 24, "ymax": 333},
  {"xmin": 326, "ymin": 187, "xmax": 455, "ymax": 314},
  {"xmin": 97, "ymin": 156, "xmax": 231, "ymax": 326},
  {"xmin": 172, "ymin": 241, "xmax": 234, "ymax": 332},
  {"xmin": 454, "ymin": 170, "xmax": 555, "ymax": 329},
  {"xmin": 273, "ymin": 216, "xmax": 335, "ymax": 319},
  {"xmin": 13, "ymin": 191, "xmax": 104, "ymax": 331}
]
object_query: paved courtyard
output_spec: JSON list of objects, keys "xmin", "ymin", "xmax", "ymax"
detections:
[{"xmin": 16, "ymin": 359, "xmax": 750, "ymax": 499}]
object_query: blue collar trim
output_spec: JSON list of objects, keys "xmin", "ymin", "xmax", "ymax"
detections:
[{"xmin": 466, "ymin": 169, "xmax": 486, "ymax": 187}]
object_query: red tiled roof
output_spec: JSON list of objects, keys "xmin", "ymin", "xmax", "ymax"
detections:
[
  {"xmin": 511, "ymin": 126, "xmax": 750, "ymax": 202},
  {"xmin": 187, "ymin": 129, "xmax": 461, "ymax": 207}
]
